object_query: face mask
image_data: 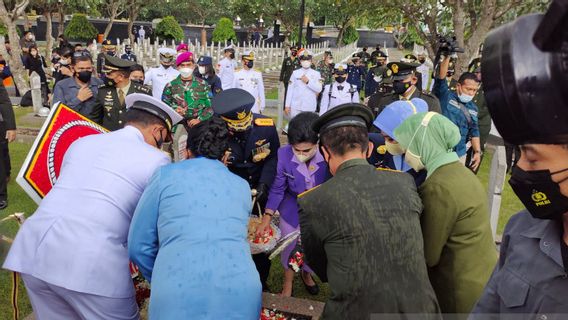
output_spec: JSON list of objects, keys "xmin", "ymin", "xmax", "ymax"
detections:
[
  {"xmin": 131, "ymin": 78, "xmax": 144, "ymax": 85},
  {"xmin": 198, "ymin": 66, "xmax": 206, "ymax": 75},
  {"xmin": 373, "ymin": 76, "xmax": 382, "ymax": 83},
  {"xmin": 161, "ymin": 63, "xmax": 171, "ymax": 69},
  {"xmin": 393, "ymin": 81, "xmax": 411, "ymax": 95},
  {"xmin": 104, "ymin": 76, "xmax": 117, "ymax": 87},
  {"xmin": 107, "ymin": 51, "xmax": 116, "ymax": 57},
  {"xmin": 376, "ymin": 60, "xmax": 384, "ymax": 66},
  {"xmin": 328, "ymin": 58, "xmax": 334, "ymax": 64},
  {"xmin": 126, "ymin": 50, "xmax": 132, "ymax": 54},
  {"xmin": 458, "ymin": 93, "xmax": 474, "ymax": 103},
  {"xmin": 418, "ymin": 58, "xmax": 426, "ymax": 64},
  {"xmin": 402, "ymin": 114, "xmax": 432, "ymax": 172},
  {"xmin": 60, "ymin": 59, "xmax": 70, "ymax": 66},
  {"xmin": 291, "ymin": 51, "xmax": 297, "ymax": 57},
  {"xmin": 294, "ymin": 148, "xmax": 317, "ymax": 163},
  {"xmin": 385, "ymin": 140, "xmax": 405, "ymax": 156},
  {"xmin": 509, "ymin": 166, "xmax": 568, "ymax": 220},
  {"xmin": 336, "ymin": 76, "xmax": 346, "ymax": 83},
  {"xmin": 179, "ymin": 67, "xmax": 194, "ymax": 78},
  {"xmin": 245, "ymin": 60, "xmax": 254, "ymax": 69},
  {"xmin": 301, "ymin": 60, "xmax": 311, "ymax": 69},
  {"xmin": 76, "ymin": 71, "xmax": 92, "ymax": 83}
]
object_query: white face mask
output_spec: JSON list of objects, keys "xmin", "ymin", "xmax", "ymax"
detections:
[
  {"xmin": 198, "ymin": 66, "xmax": 206, "ymax": 75},
  {"xmin": 458, "ymin": 93, "xmax": 474, "ymax": 103},
  {"xmin": 405, "ymin": 150, "xmax": 425, "ymax": 172},
  {"xmin": 402, "ymin": 112, "xmax": 436, "ymax": 172},
  {"xmin": 301, "ymin": 60, "xmax": 311, "ymax": 69},
  {"xmin": 328, "ymin": 58, "xmax": 334, "ymax": 64},
  {"xmin": 385, "ymin": 140, "xmax": 404, "ymax": 156},
  {"xmin": 60, "ymin": 59, "xmax": 70, "ymax": 66},
  {"xmin": 294, "ymin": 147, "xmax": 317, "ymax": 163},
  {"xmin": 373, "ymin": 76, "xmax": 382, "ymax": 83},
  {"xmin": 179, "ymin": 67, "xmax": 194, "ymax": 78}
]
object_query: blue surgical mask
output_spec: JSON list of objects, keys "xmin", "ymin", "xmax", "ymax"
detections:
[{"xmin": 458, "ymin": 93, "xmax": 474, "ymax": 103}]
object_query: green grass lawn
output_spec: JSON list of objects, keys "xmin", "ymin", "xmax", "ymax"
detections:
[
  {"xmin": 266, "ymin": 87, "xmax": 278, "ymax": 100},
  {"xmin": 0, "ymin": 109, "xmax": 524, "ymax": 318}
]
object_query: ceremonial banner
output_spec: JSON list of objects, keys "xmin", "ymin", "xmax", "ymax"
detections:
[{"xmin": 16, "ymin": 103, "xmax": 108, "ymax": 204}]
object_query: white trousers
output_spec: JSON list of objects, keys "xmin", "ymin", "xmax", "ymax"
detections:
[{"xmin": 21, "ymin": 273, "xmax": 139, "ymax": 320}]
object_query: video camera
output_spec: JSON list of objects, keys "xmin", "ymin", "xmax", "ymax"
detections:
[
  {"xmin": 481, "ymin": 0, "xmax": 568, "ymax": 145},
  {"xmin": 437, "ymin": 35, "xmax": 465, "ymax": 54}
]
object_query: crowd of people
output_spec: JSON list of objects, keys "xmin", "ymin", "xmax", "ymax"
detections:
[{"xmin": 0, "ymin": 23, "xmax": 567, "ymax": 320}]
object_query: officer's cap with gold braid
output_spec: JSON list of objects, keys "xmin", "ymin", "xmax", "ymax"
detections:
[
  {"xmin": 401, "ymin": 54, "xmax": 418, "ymax": 63},
  {"xmin": 158, "ymin": 48, "xmax": 177, "ymax": 63},
  {"xmin": 312, "ymin": 103, "xmax": 374, "ymax": 134},
  {"xmin": 468, "ymin": 57, "xmax": 481, "ymax": 73},
  {"xmin": 242, "ymin": 50, "xmax": 255, "ymax": 61},
  {"xmin": 297, "ymin": 48, "xmax": 313, "ymax": 60},
  {"xmin": 333, "ymin": 63, "xmax": 348, "ymax": 75},
  {"xmin": 102, "ymin": 39, "xmax": 116, "ymax": 51},
  {"xmin": 102, "ymin": 53, "xmax": 136, "ymax": 74},
  {"xmin": 125, "ymin": 93, "xmax": 183, "ymax": 138},
  {"xmin": 212, "ymin": 88, "xmax": 256, "ymax": 131},
  {"xmin": 387, "ymin": 61, "xmax": 419, "ymax": 81}
]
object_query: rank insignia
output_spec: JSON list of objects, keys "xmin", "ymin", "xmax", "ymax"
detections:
[
  {"xmin": 255, "ymin": 139, "xmax": 267, "ymax": 146},
  {"xmin": 377, "ymin": 145, "xmax": 387, "ymax": 155},
  {"xmin": 252, "ymin": 143, "xmax": 271, "ymax": 163}
]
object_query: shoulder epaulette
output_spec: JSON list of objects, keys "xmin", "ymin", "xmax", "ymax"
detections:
[
  {"xmin": 134, "ymin": 83, "xmax": 151, "ymax": 93},
  {"xmin": 98, "ymin": 84, "xmax": 107, "ymax": 89},
  {"xmin": 254, "ymin": 118, "xmax": 274, "ymax": 127},
  {"xmin": 376, "ymin": 167, "xmax": 401, "ymax": 173},
  {"xmin": 298, "ymin": 185, "xmax": 321, "ymax": 198}
]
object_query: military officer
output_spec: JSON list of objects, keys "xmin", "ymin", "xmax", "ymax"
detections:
[
  {"xmin": 367, "ymin": 61, "xmax": 441, "ymax": 117},
  {"xmin": 298, "ymin": 104, "xmax": 441, "ymax": 319},
  {"xmin": 370, "ymin": 44, "xmax": 385, "ymax": 61},
  {"xmin": 279, "ymin": 45, "xmax": 301, "ymax": 108},
  {"xmin": 285, "ymin": 49, "xmax": 322, "ymax": 118},
  {"xmin": 315, "ymin": 50, "xmax": 334, "ymax": 86},
  {"xmin": 401, "ymin": 54, "xmax": 424, "ymax": 91},
  {"xmin": 120, "ymin": 44, "xmax": 137, "ymax": 63},
  {"xmin": 233, "ymin": 51, "xmax": 265, "ymax": 114},
  {"xmin": 96, "ymin": 39, "xmax": 117, "ymax": 75},
  {"xmin": 346, "ymin": 56, "xmax": 365, "ymax": 92},
  {"xmin": 356, "ymin": 47, "xmax": 372, "ymax": 69},
  {"xmin": 364, "ymin": 50, "xmax": 388, "ymax": 97},
  {"xmin": 144, "ymin": 48, "xmax": 179, "ymax": 100},
  {"xmin": 212, "ymin": 88, "xmax": 280, "ymax": 292},
  {"xmin": 217, "ymin": 45, "xmax": 237, "ymax": 90},
  {"xmin": 319, "ymin": 64, "xmax": 359, "ymax": 115},
  {"xmin": 90, "ymin": 54, "xmax": 152, "ymax": 131}
]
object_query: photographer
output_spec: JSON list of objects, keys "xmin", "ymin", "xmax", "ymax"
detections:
[
  {"xmin": 433, "ymin": 55, "xmax": 481, "ymax": 170},
  {"xmin": 470, "ymin": 0, "xmax": 568, "ymax": 316}
]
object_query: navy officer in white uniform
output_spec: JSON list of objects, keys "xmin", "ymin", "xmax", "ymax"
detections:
[
  {"xmin": 319, "ymin": 63, "xmax": 360, "ymax": 115},
  {"xmin": 144, "ymin": 48, "xmax": 179, "ymax": 100},
  {"xmin": 284, "ymin": 49, "xmax": 322, "ymax": 118},
  {"xmin": 3, "ymin": 93, "xmax": 183, "ymax": 320}
]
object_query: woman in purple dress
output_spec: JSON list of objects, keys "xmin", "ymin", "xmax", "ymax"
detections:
[{"xmin": 256, "ymin": 112, "xmax": 328, "ymax": 297}]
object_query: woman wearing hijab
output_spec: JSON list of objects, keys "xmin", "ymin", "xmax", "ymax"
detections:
[
  {"xmin": 256, "ymin": 112, "xmax": 328, "ymax": 297},
  {"xmin": 128, "ymin": 117, "xmax": 261, "ymax": 319},
  {"xmin": 394, "ymin": 112, "xmax": 497, "ymax": 314}
]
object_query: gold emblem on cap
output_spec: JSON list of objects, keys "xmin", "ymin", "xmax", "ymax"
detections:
[
  {"xmin": 391, "ymin": 64, "xmax": 399, "ymax": 74},
  {"xmin": 386, "ymin": 70, "xmax": 393, "ymax": 77},
  {"xmin": 338, "ymin": 65, "xmax": 344, "ymax": 71},
  {"xmin": 237, "ymin": 111, "xmax": 247, "ymax": 120}
]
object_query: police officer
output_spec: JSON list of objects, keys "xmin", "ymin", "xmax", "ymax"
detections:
[
  {"xmin": 212, "ymin": 88, "xmax": 280, "ymax": 292},
  {"xmin": 347, "ymin": 56, "xmax": 365, "ymax": 93},
  {"xmin": 90, "ymin": 54, "xmax": 152, "ymax": 131},
  {"xmin": 233, "ymin": 51, "xmax": 265, "ymax": 114},
  {"xmin": 120, "ymin": 44, "xmax": 137, "ymax": 62},
  {"xmin": 319, "ymin": 64, "xmax": 359, "ymax": 115},
  {"xmin": 279, "ymin": 45, "xmax": 301, "ymax": 108},
  {"xmin": 285, "ymin": 49, "xmax": 322, "ymax": 118},
  {"xmin": 368, "ymin": 61, "xmax": 440, "ymax": 116},
  {"xmin": 144, "ymin": 48, "xmax": 180, "ymax": 100},
  {"xmin": 96, "ymin": 39, "xmax": 117, "ymax": 75},
  {"xmin": 364, "ymin": 50, "xmax": 388, "ymax": 97}
]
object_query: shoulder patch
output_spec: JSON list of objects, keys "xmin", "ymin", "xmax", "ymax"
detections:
[
  {"xmin": 298, "ymin": 185, "xmax": 321, "ymax": 198},
  {"xmin": 376, "ymin": 167, "xmax": 401, "ymax": 173},
  {"xmin": 254, "ymin": 118, "xmax": 274, "ymax": 126}
]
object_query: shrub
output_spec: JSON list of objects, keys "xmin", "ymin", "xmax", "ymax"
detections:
[
  {"xmin": 155, "ymin": 16, "xmax": 184, "ymax": 42},
  {"xmin": 212, "ymin": 17, "xmax": 236, "ymax": 43},
  {"xmin": 64, "ymin": 14, "xmax": 98, "ymax": 42},
  {"xmin": 342, "ymin": 25, "xmax": 359, "ymax": 45}
]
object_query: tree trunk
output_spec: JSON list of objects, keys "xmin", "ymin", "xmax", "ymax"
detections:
[
  {"xmin": 201, "ymin": 22, "xmax": 207, "ymax": 47},
  {"xmin": 103, "ymin": 4, "xmax": 119, "ymax": 40},
  {"xmin": 57, "ymin": 4, "xmax": 64, "ymax": 36},
  {"xmin": 0, "ymin": 30, "xmax": 30, "ymax": 93},
  {"xmin": 127, "ymin": 5, "xmax": 140, "ymax": 45},
  {"xmin": 451, "ymin": 0, "xmax": 468, "ymax": 74},
  {"xmin": 45, "ymin": 11, "xmax": 54, "ymax": 59},
  {"xmin": 336, "ymin": 27, "xmax": 345, "ymax": 47}
]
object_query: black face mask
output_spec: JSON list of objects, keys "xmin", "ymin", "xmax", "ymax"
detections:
[
  {"xmin": 125, "ymin": 50, "xmax": 132, "ymax": 54},
  {"xmin": 376, "ymin": 60, "xmax": 384, "ymax": 66},
  {"xmin": 291, "ymin": 51, "xmax": 297, "ymax": 57},
  {"xmin": 76, "ymin": 71, "xmax": 92, "ymax": 83},
  {"xmin": 336, "ymin": 76, "xmax": 346, "ymax": 83},
  {"xmin": 418, "ymin": 58, "xmax": 426, "ymax": 64},
  {"xmin": 392, "ymin": 81, "xmax": 411, "ymax": 95},
  {"xmin": 509, "ymin": 166, "xmax": 568, "ymax": 220},
  {"xmin": 131, "ymin": 79, "xmax": 144, "ymax": 85},
  {"xmin": 245, "ymin": 61, "xmax": 254, "ymax": 69},
  {"xmin": 107, "ymin": 51, "xmax": 116, "ymax": 57},
  {"xmin": 104, "ymin": 76, "xmax": 117, "ymax": 87},
  {"xmin": 161, "ymin": 63, "xmax": 171, "ymax": 69}
]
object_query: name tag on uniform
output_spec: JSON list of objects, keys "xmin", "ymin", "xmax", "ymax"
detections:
[
  {"xmin": 449, "ymin": 99, "xmax": 460, "ymax": 109},
  {"xmin": 469, "ymin": 109, "xmax": 478, "ymax": 117}
]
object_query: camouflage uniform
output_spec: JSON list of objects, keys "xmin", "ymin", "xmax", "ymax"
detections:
[
  {"xmin": 161, "ymin": 75, "xmax": 213, "ymax": 121},
  {"xmin": 316, "ymin": 60, "xmax": 334, "ymax": 86}
]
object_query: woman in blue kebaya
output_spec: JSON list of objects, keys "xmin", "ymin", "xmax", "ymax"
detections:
[{"xmin": 128, "ymin": 117, "xmax": 261, "ymax": 319}]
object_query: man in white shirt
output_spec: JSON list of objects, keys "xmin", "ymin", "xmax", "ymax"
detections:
[
  {"xmin": 3, "ymin": 94, "xmax": 183, "ymax": 320},
  {"xmin": 285, "ymin": 49, "xmax": 322, "ymax": 118},
  {"xmin": 416, "ymin": 52, "xmax": 433, "ymax": 92},
  {"xmin": 144, "ymin": 48, "xmax": 179, "ymax": 100},
  {"xmin": 233, "ymin": 51, "xmax": 265, "ymax": 113},
  {"xmin": 217, "ymin": 46, "xmax": 237, "ymax": 90},
  {"xmin": 319, "ymin": 63, "xmax": 360, "ymax": 115}
]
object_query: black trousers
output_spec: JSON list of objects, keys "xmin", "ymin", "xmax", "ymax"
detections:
[
  {"xmin": 253, "ymin": 252, "xmax": 271, "ymax": 291},
  {"xmin": 0, "ymin": 123, "xmax": 10, "ymax": 201}
]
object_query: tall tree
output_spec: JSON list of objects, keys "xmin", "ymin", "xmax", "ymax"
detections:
[
  {"xmin": 312, "ymin": 0, "xmax": 367, "ymax": 45},
  {"xmin": 0, "ymin": 0, "xmax": 31, "ymax": 93},
  {"xmin": 102, "ymin": 0, "xmax": 128, "ymax": 40}
]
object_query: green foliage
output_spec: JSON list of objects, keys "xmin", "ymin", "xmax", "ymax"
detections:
[
  {"xmin": 64, "ymin": 14, "xmax": 98, "ymax": 42},
  {"xmin": 212, "ymin": 17, "xmax": 237, "ymax": 42},
  {"xmin": 342, "ymin": 25, "xmax": 359, "ymax": 45},
  {"xmin": 0, "ymin": 23, "xmax": 6, "ymax": 36},
  {"xmin": 155, "ymin": 16, "xmax": 184, "ymax": 42},
  {"xmin": 288, "ymin": 27, "xmax": 307, "ymax": 46}
]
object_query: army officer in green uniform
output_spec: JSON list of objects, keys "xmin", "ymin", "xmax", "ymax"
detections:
[
  {"xmin": 90, "ymin": 54, "xmax": 152, "ymax": 131},
  {"xmin": 298, "ymin": 104, "xmax": 441, "ymax": 319},
  {"xmin": 367, "ymin": 61, "xmax": 441, "ymax": 117}
]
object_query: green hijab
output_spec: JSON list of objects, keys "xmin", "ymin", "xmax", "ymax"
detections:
[{"xmin": 394, "ymin": 112, "xmax": 461, "ymax": 178}]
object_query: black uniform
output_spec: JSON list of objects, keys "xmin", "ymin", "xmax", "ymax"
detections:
[
  {"xmin": 356, "ymin": 50, "xmax": 372, "ymax": 69},
  {"xmin": 213, "ymin": 88, "xmax": 280, "ymax": 291},
  {"xmin": 0, "ymin": 83, "xmax": 15, "ymax": 206},
  {"xmin": 121, "ymin": 53, "xmax": 138, "ymax": 63}
]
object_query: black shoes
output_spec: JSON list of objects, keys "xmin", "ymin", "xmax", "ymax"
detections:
[
  {"xmin": 0, "ymin": 200, "xmax": 7, "ymax": 210},
  {"xmin": 301, "ymin": 272, "xmax": 320, "ymax": 296}
]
